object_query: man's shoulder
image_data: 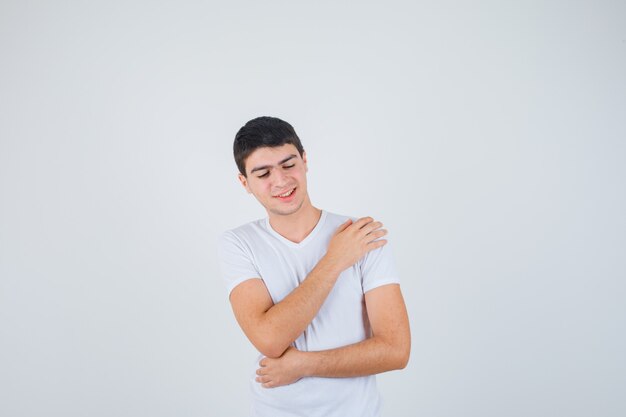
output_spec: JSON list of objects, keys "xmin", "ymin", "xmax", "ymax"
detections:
[
  {"xmin": 323, "ymin": 210, "xmax": 357, "ymax": 227},
  {"xmin": 218, "ymin": 217, "xmax": 266, "ymax": 246}
]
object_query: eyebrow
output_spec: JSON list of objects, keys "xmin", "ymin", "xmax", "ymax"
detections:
[{"xmin": 250, "ymin": 154, "xmax": 297, "ymax": 174}]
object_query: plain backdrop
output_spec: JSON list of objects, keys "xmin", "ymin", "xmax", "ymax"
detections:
[{"xmin": 1, "ymin": 1, "xmax": 625, "ymax": 416}]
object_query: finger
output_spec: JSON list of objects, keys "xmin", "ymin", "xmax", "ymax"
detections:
[
  {"xmin": 256, "ymin": 376, "xmax": 269, "ymax": 383},
  {"xmin": 262, "ymin": 381, "xmax": 274, "ymax": 389},
  {"xmin": 364, "ymin": 229, "xmax": 387, "ymax": 243},
  {"xmin": 259, "ymin": 358, "xmax": 267, "ymax": 367},
  {"xmin": 360, "ymin": 221, "xmax": 383, "ymax": 236},
  {"xmin": 256, "ymin": 368, "xmax": 266, "ymax": 375},
  {"xmin": 351, "ymin": 216, "xmax": 374, "ymax": 230},
  {"xmin": 366, "ymin": 239, "xmax": 387, "ymax": 249},
  {"xmin": 334, "ymin": 219, "xmax": 352, "ymax": 235}
]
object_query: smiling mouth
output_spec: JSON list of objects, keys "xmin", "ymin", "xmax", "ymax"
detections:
[{"xmin": 273, "ymin": 188, "xmax": 296, "ymax": 198}]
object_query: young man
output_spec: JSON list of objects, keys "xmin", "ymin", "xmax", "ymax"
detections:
[{"xmin": 218, "ymin": 116, "xmax": 410, "ymax": 417}]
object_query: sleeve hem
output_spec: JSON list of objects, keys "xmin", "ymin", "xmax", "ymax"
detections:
[
  {"xmin": 226, "ymin": 276, "xmax": 263, "ymax": 296},
  {"xmin": 363, "ymin": 278, "xmax": 401, "ymax": 294}
]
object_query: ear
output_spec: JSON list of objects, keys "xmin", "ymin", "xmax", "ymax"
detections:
[
  {"xmin": 238, "ymin": 173, "xmax": 252, "ymax": 194},
  {"xmin": 302, "ymin": 151, "xmax": 308, "ymax": 172}
]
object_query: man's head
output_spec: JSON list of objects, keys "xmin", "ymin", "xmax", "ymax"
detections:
[
  {"xmin": 233, "ymin": 116, "xmax": 311, "ymax": 217},
  {"xmin": 234, "ymin": 116, "xmax": 305, "ymax": 177}
]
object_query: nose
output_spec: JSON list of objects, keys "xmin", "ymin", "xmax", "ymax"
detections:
[{"xmin": 272, "ymin": 168, "xmax": 289, "ymax": 187}]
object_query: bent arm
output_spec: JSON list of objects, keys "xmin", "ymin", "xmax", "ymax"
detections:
[
  {"xmin": 229, "ymin": 257, "xmax": 341, "ymax": 358},
  {"xmin": 229, "ymin": 217, "xmax": 388, "ymax": 359},
  {"xmin": 255, "ymin": 284, "xmax": 410, "ymax": 387}
]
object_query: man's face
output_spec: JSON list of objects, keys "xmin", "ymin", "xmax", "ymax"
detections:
[{"xmin": 238, "ymin": 144, "xmax": 309, "ymax": 217}]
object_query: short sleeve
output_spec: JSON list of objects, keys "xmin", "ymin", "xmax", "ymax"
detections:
[
  {"xmin": 358, "ymin": 239, "xmax": 401, "ymax": 293},
  {"xmin": 217, "ymin": 231, "xmax": 261, "ymax": 295}
]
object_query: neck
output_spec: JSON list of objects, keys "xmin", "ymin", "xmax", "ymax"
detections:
[{"xmin": 268, "ymin": 199, "xmax": 322, "ymax": 244}]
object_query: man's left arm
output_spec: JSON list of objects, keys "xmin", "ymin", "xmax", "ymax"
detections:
[{"xmin": 255, "ymin": 283, "xmax": 410, "ymax": 388}]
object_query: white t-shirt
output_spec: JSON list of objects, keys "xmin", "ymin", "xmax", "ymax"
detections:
[{"xmin": 218, "ymin": 210, "xmax": 400, "ymax": 417}]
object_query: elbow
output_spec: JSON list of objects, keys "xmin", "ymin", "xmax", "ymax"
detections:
[
  {"xmin": 394, "ymin": 339, "xmax": 411, "ymax": 370},
  {"xmin": 379, "ymin": 337, "xmax": 411, "ymax": 370},
  {"xmin": 247, "ymin": 320, "xmax": 293, "ymax": 358},
  {"xmin": 255, "ymin": 338, "xmax": 290, "ymax": 359},
  {"xmin": 259, "ymin": 345, "xmax": 286, "ymax": 359},
  {"xmin": 396, "ymin": 348, "xmax": 410, "ymax": 369}
]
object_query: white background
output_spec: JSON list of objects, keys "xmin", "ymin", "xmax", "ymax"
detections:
[{"xmin": 1, "ymin": 1, "xmax": 625, "ymax": 416}]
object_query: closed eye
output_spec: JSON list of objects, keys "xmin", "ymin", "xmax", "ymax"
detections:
[{"xmin": 256, "ymin": 164, "xmax": 295, "ymax": 179}]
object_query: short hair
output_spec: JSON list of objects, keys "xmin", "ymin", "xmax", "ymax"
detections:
[{"xmin": 233, "ymin": 116, "xmax": 305, "ymax": 176}]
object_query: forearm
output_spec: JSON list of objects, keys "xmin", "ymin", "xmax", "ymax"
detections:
[
  {"xmin": 257, "ymin": 256, "xmax": 341, "ymax": 356},
  {"xmin": 230, "ymin": 217, "xmax": 388, "ymax": 359},
  {"xmin": 255, "ymin": 284, "xmax": 410, "ymax": 388},
  {"xmin": 255, "ymin": 335, "xmax": 410, "ymax": 388},
  {"xmin": 301, "ymin": 336, "xmax": 409, "ymax": 378}
]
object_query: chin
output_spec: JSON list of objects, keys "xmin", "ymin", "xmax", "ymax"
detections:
[{"xmin": 269, "ymin": 200, "xmax": 305, "ymax": 216}]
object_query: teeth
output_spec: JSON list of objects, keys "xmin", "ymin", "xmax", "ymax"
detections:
[{"xmin": 277, "ymin": 188, "xmax": 294, "ymax": 198}]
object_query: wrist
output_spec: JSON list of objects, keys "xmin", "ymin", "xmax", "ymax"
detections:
[
  {"xmin": 299, "ymin": 351, "xmax": 316, "ymax": 377},
  {"xmin": 318, "ymin": 254, "xmax": 344, "ymax": 277}
]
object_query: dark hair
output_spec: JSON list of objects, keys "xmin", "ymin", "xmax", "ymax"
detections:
[{"xmin": 234, "ymin": 116, "xmax": 305, "ymax": 176}]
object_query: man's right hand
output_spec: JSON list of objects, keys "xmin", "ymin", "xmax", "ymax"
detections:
[{"xmin": 324, "ymin": 217, "xmax": 388, "ymax": 273}]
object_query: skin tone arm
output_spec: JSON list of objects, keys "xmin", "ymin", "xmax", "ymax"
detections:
[
  {"xmin": 254, "ymin": 283, "xmax": 411, "ymax": 388},
  {"xmin": 229, "ymin": 217, "xmax": 387, "ymax": 359}
]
